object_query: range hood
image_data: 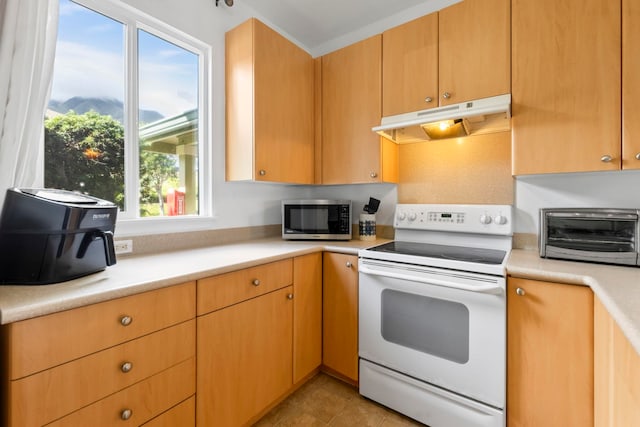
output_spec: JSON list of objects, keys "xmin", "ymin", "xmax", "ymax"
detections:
[{"xmin": 373, "ymin": 94, "xmax": 511, "ymax": 144}]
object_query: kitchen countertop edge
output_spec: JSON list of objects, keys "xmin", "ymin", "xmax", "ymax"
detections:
[
  {"xmin": 0, "ymin": 237, "xmax": 388, "ymax": 325},
  {"xmin": 507, "ymin": 249, "xmax": 640, "ymax": 357}
]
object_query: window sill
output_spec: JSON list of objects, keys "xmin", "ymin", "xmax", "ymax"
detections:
[{"xmin": 115, "ymin": 215, "xmax": 218, "ymax": 237}]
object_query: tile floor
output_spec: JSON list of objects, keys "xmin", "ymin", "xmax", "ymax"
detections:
[{"xmin": 253, "ymin": 373, "xmax": 425, "ymax": 427}]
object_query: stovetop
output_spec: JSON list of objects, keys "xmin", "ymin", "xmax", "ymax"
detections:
[
  {"xmin": 359, "ymin": 204, "xmax": 514, "ymax": 276},
  {"xmin": 367, "ymin": 241, "xmax": 507, "ymax": 265}
]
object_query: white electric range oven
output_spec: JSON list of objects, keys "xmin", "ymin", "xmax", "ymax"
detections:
[{"xmin": 358, "ymin": 204, "xmax": 513, "ymax": 427}]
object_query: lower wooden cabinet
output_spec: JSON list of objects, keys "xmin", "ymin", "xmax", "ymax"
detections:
[
  {"xmin": 507, "ymin": 277, "xmax": 594, "ymax": 427},
  {"xmin": 143, "ymin": 396, "xmax": 195, "ymax": 427},
  {"xmin": 293, "ymin": 253, "xmax": 323, "ymax": 383},
  {"xmin": 196, "ymin": 253, "xmax": 322, "ymax": 426},
  {"xmin": 1, "ymin": 282, "xmax": 196, "ymax": 427},
  {"xmin": 197, "ymin": 286, "xmax": 294, "ymax": 426},
  {"xmin": 322, "ymin": 252, "xmax": 359, "ymax": 383},
  {"xmin": 594, "ymin": 297, "xmax": 640, "ymax": 426}
]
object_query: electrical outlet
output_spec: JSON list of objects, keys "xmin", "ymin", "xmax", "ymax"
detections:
[{"xmin": 114, "ymin": 240, "xmax": 133, "ymax": 255}]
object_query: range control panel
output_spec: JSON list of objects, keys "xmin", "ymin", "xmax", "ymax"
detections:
[{"xmin": 394, "ymin": 204, "xmax": 513, "ymax": 235}]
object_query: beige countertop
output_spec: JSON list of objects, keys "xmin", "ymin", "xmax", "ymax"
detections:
[
  {"xmin": 507, "ymin": 249, "xmax": 640, "ymax": 356},
  {"xmin": 2, "ymin": 240, "xmax": 639, "ymax": 358},
  {"xmin": 0, "ymin": 237, "xmax": 388, "ymax": 325}
]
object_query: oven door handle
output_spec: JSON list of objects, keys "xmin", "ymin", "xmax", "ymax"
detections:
[{"xmin": 359, "ymin": 265, "xmax": 504, "ymax": 295}]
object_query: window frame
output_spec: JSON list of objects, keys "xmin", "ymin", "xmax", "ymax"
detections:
[{"xmin": 55, "ymin": 0, "xmax": 213, "ymax": 236}]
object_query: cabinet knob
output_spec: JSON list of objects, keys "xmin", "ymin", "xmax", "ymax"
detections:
[
  {"xmin": 442, "ymin": 92, "xmax": 451, "ymax": 100},
  {"xmin": 425, "ymin": 96, "xmax": 433, "ymax": 103},
  {"xmin": 516, "ymin": 287, "xmax": 526, "ymax": 296},
  {"xmin": 121, "ymin": 362, "xmax": 133, "ymax": 373},
  {"xmin": 635, "ymin": 153, "xmax": 640, "ymax": 160},
  {"xmin": 120, "ymin": 316, "xmax": 132, "ymax": 327},
  {"xmin": 287, "ymin": 293, "xmax": 293, "ymax": 300},
  {"xmin": 600, "ymin": 155, "xmax": 613, "ymax": 163},
  {"xmin": 121, "ymin": 409, "xmax": 133, "ymax": 420},
  {"xmin": 252, "ymin": 279, "xmax": 260, "ymax": 286},
  {"xmin": 259, "ymin": 169, "xmax": 266, "ymax": 176},
  {"xmin": 346, "ymin": 261, "xmax": 352, "ymax": 268},
  {"xmin": 370, "ymin": 172, "xmax": 378, "ymax": 178}
]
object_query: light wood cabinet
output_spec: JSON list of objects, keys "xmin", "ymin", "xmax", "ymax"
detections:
[
  {"xmin": 594, "ymin": 297, "xmax": 640, "ymax": 426},
  {"xmin": 507, "ymin": 277, "xmax": 594, "ymax": 427},
  {"xmin": 196, "ymin": 254, "xmax": 322, "ymax": 426},
  {"xmin": 321, "ymin": 35, "xmax": 398, "ymax": 184},
  {"xmin": 225, "ymin": 18, "xmax": 314, "ymax": 184},
  {"xmin": 293, "ymin": 253, "xmax": 322, "ymax": 383},
  {"xmin": 322, "ymin": 252, "xmax": 359, "ymax": 383},
  {"xmin": 1, "ymin": 282, "xmax": 196, "ymax": 427},
  {"xmin": 512, "ymin": 0, "xmax": 621, "ymax": 175},
  {"xmin": 197, "ymin": 286, "xmax": 294, "ymax": 427},
  {"xmin": 622, "ymin": 0, "xmax": 640, "ymax": 169},
  {"xmin": 382, "ymin": 0, "xmax": 510, "ymax": 117}
]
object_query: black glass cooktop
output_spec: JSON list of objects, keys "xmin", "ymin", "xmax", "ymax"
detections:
[{"xmin": 368, "ymin": 241, "xmax": 507, "ymax": 265}]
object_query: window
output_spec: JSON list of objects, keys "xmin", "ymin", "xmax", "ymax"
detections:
[{"xmin": 45, "ymin": 0, "xmax": 210, "ymax": 226}]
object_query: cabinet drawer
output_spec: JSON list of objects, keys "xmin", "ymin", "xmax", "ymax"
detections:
[
  {"xmin": 197, "ymin": 259, "xmax": 292, "ymax": 314},
  {"xmin": 46, "ymin": 358, "xmax": 195, "ymax": 427},
  {"xmin": 8, "ymin": 319, "xmax": 195, "ymax": 427},
  {"xmin": 142, "ymin": 396, "xmax": 195, "ymax": 427},
  {"xmin": 5, "ymin": 281, "xmax": 195, "ymax": 380}
]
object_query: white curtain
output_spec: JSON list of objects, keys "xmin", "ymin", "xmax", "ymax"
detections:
[{"xmin": 0, "ymin": 0, "xmax": 59, "ymax": 209}]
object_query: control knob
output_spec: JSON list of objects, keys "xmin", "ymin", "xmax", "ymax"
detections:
[
  {"xmin": 408, "ymin": 212, "xmax": 417, "ymax": 221},
  {"xmin": 479, "ymin": 214, "xmax": 492, "ymax": 225},
  {"xmin": 397, "ymin": 211, "xmax": 407, "ymax": 221},
  {"xmin": 494, "ymin": 215, "xmax": 508, "ymax": 225}
]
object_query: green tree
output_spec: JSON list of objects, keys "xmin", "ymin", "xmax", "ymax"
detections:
[
  {"xmin": 139, "ymin": 150, "xmax": 178, "ymax": 216},
  {"xmin": 44, "ymin": 111, "xmax": 125, "ymax": 208}
]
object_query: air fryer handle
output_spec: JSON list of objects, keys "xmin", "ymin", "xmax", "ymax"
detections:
[{"xmin": 101, "ymin": 230, "xmax": 117, "ymax": 266}]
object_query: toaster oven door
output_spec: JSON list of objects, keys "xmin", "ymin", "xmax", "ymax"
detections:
[{"xmin": 541, "ymin": 211, "xmax": 639, "ymax": 265}]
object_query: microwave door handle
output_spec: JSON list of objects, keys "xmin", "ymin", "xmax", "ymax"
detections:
[{"xmin": 359, "ymin": 265, "xmax": 503, "ymax": 295}]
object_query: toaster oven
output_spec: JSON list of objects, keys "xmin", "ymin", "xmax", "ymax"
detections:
[{"xmin": 539, "ymin": 208, "xmax": 640, "ymax": 266}]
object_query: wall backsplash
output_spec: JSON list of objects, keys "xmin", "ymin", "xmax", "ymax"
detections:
[{"xmin": 397, "ymin": 131, "xmax": 513, "ymax": 205}]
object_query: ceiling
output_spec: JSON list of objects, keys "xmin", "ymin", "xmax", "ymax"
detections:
[{"xmin": 238, "ymin": 0, "xmax": 462, "ymax": 56}]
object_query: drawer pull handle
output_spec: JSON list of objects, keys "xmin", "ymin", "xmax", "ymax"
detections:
[
  {"xmin": 516, "ymin": 287, "xmax": 526, "ymax": 296},
  {"xmin": 120, "ymin": 316, "xmax": 132, "ymax": 326},
  {"xmin": 252, "ymin": 279, "xmax": 260, "ymax": 286},
  {"xmin": 287, "ymin": 293, "xmax": 294, "ymax": 300},
  {"xmin": 121, "ymin": 362, "xmax": 133, "ymax": 373},
  {"xmin": 600, "ymin": 154, "xmax": 613, "ymax": 163},
  {"xmin": 121, "ymin": 409, "xmax": 133, "ymax": 420},
  {"xmin": 346, "ymin": 261, "xmax": 352, "ymax": 268}
]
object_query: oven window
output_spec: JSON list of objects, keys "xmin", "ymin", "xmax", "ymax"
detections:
[
  {"xmin": 381, "ymin": 289, "xmax": 469, "ymax": 364},
  {"xmin": 547, "ymin": 217, "xmax": 636, "ymax": 252}
]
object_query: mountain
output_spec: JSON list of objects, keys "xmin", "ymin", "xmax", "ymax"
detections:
[{"xmin": 48, "ymin": 97, "xmax": 164, "ymax": 124}]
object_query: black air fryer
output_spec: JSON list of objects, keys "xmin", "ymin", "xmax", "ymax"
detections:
[{"xmin": 0, "ymin": 188, "xmax": 118, "ymax": 285}]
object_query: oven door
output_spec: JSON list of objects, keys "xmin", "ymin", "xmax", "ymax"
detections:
[{"xmin": 358, "ymin": 258, "xmax": 505, "ymax": 409}]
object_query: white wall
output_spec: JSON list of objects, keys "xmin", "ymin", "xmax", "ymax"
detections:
[{"xmin": 515, "ymin": 170, "xmax": 640, "ymax": 234}]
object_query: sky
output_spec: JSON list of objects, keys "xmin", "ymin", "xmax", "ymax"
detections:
[{"xmin": 51, "ymin": 0, "xmax": 199, "ymax": 118}]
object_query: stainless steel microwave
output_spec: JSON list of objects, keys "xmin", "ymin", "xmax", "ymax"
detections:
[
  {"xmin": 539, "ymin": 208, "xmax": 640, "ymax": 266},
  {"xmin": 282, "ymin": 200, "xmax": 351, "ymax": 240}
]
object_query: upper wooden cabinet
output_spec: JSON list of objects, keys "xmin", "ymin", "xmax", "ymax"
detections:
[
  {"xmin": 321, "ymin": 35, "xmax": 398, "ymax": 184},
  {"xmin": 507, "ymin": 277, "xmax": 594, "ymax": 427},
  {"xmin": 512, "ymin": 0, "xmax": 622, "ymax": 175},
  {"xmin": 382, "ymin": 0, "xmax": 510, "ymax": 117},
  {"xmin": 623, "ymin": 0, "xmax": 640, "ymax": 170},
  {"xmin": 225, "ymin": 18, "xmax": 314, "ymax": 184}
]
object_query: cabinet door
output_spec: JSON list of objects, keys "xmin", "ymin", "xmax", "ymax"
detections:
[
  {"xmin": 382, "ymin": 13, "xmax": 438, "ymax": 117},
  {"xmin": 623, "ymin": 0, "xmax": 640, "ymax": 170},
  {"xmin": 322, "ymin": 35, "xmax": 384, "ymax": 184},
  {"xmin": 196, "ymin": 286, "xmax": 293, "ymax": 427},
  {"xmin": 226, "ymin": 18, "xmax": 314, "ymax": 184},
  {"xmin": 512, "ymin": 0, "xmax": 621, "ymax": 175},
  {"xmin": 507, "ymin": 278, "xmax": 593, "ymax": 427},
  {"xmin": 293, "ymin": 253, "xmax": 322, "ymax": 384},
  {"xmin": 322, "ymin": 253, "xmax": 358, "ymax": 383},
  {"xmin": 439, "ymin": 0, "xmax": 510, "ymax": 106},
  {"xmin": 594, "ymin": 297, "xmax": 640, "ymax": 427}
]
